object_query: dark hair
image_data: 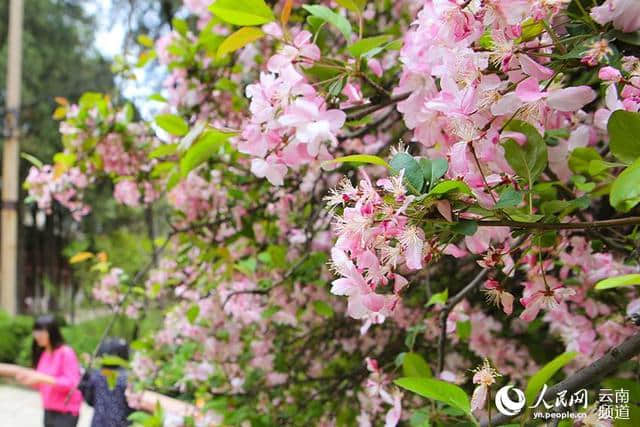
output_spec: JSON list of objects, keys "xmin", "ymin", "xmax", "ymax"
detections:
[
  {"xmin": 97, "ymin": 337, "xmax": 130, "ymax": 368},
  {"xmin": 32, "ymin": 314, "xmax": 65, "ymax": 367}
]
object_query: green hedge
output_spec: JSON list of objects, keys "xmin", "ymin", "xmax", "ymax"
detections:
[{"xmin": 0, "ymin": 311, "xmax": 34, "ymax": 364}]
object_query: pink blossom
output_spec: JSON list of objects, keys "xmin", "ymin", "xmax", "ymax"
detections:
[
  {"xmin": 520, "ymin": 284, "xmax": 576, "ymax": 322},
  {"xmin": 484, "ymin": 279, "xmax": 515, "ymax": 315},
  {"xmin": 251, "ymin": 158, "xmax": 287, "ymax": 186},
  {"xmin": 114, "ymin": 180, "xmax": 141, "ymax": 207},
  {"xmin": 591, "ymin": 0, "xmax": 640, "ymax": 33},
  {"xmin": 514, "ymin": 77, "xmax": 597, "ymax": 112},
  {"xmin": 599, "ymin": 66, "xmax": 622, "ymax": 82},
  {"xmin": 279, "ymin": 99, "xmax": 346, "ymax": 156},
  {"xmin": 267, "ymin": 31, "xmax": 320, "ymax": 72}
]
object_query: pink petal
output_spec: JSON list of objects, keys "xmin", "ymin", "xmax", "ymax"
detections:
[
  {"xmin": 491, "ymin": 93, "xmax": 523, "ymax": 116},
  {"xmin": 443, "ymin": 244, "xmax": 468, "ymax": 258},
  {"xmin": 519, "ymin": 54, "xmax": 554, "ymax": 80},
  {"xmin": 515, "ymin": 77, "xmax": 545, "ymax": 102},
  {"xmin": 471, "ymin": 385, "xmax": 488, "ymax": 412},
  {"xmin": 501, "ymin": 292, "xmax": 514, "ymax": 315},
  {"xmin": 546, "ymin": 86, "xmax": 596, "ymax": 112},
  {"xmin": 368, "ymin": 58, "xmax": 383, "ymax": 77}
]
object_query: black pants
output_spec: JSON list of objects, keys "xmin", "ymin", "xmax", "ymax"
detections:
[{"xmin": 44, "ymin": 410, "xmax": 78, "ymax": 427}]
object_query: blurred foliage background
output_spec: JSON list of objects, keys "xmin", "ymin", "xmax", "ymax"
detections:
[{"xmin": 0, "ymin": 0, "xmax": 170, "ymax": 321}]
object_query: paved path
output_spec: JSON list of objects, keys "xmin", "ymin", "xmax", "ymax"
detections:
[{"xmin": 0, "ymin": 383, "xmax": 93, "ymax": 426}]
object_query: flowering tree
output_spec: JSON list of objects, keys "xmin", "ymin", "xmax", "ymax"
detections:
[{"xmin": 24, "ymin": 0, "xmax": 640, "ymax": 425}]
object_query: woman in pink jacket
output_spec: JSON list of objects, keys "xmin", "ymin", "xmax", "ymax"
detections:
[{"xmin": 14, "ymin": 315, "xmax": 83, "ymax": 427}]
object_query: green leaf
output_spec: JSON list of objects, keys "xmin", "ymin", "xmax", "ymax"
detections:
[
  {"xmin": 149, "ymin": 144, "xmax": 178, "ymax": 159},
  {"xmin": 430, "ymin": 158, "xmax": 448, "ymax": 182},
  {"xmin": 390, "ymin": 152, "xmax": 424, "ymax": 193},
  {"xmin": 21, "ymin": 152, "xmax": 44, "ymax": 169},
  {"xmin": 502, "ymin": 120, "xmax": 548, "ymax": 187},
  {"xmin": 457, "ymin": 320, "xmax": 471, "ymax": 341},
  {"xmin": 419, "ymin": 157, "xmax": 448, "ymax": 191},
  {"xmin": 394, "ymin": 377, "xmax": 472, "ymax": 417},
  {"xmin": 180, "ymin": 129, "xmax": 234, "ymax": 177},
  {"xmin": 137, "ymin": 34, "xmax": 154, "ymax": 48},
  {"xmin": 235, "ymin": 258, "xmax": 257, "ymax": 275},
  {"xmin": 540, "ymin": 196, "xmax": 588, "ymax": 217},
  {"xmin": 517, "ymin": 19, "xmax": 544, "ymax": 42},
  {"xmin": 404, "ymin": 325, "xmax": 426, "ymax": 351},
  {"xmin": 588, "ymin": 159, "xmax": 622, "ymax": 176},
  {"xmin": 347, "ymin": 35, "xmax": 392, "ymax": 57},
  {"xmin": 172, "ymin": 18, "xmax": 188, "ymax": 36},
  {"xmin": 53, "ymin": 152, "xmax": 76, "ymax": 168},
  {"xmin": 209, "ymin": 0, "xmax": 275, "ymax": 26},
  {"xmin": 335, "ymin": 0, "xmax": 361, "ymax": 12},
  {"xmin": 610, "ymin": 158, "xmax": 640, "ymax": 212},
  {"xmin": 608, "ymin": 110, "xmax": 640, "ymax": 164},
  {"xmin": 327, "ymin": 75, "xmax": 347, "ymax": 97},
  {"xmin": 302, "ymin": 5, "xmax": 352, "ymax": 40},
  {"xmin": 148, "ymin": 93, "xmax": 167, "ymax": 103},
  {"xmin": 426, "ymin": 289, "xmax": 448, "ymax": 307},
  {"xmin": 494, "ymin": 187, "xmax": 523, "ymax": 209},
  {"xmin": 571, "ymin": 175, "xmax": 596, "ymax": 192},
  {"xmin": 451, "ymin": 220, "xmax": 478, "ymax": 236},
  {"xmin": 312, "ymin": 300, "xmax": 334, "ymax": 318},
  {"xmin": 403, "ymin": 353, "xmax": 433, "ymax": 378},
  {"xmin": 429, "ymin": 180, "xmax": 472, "ymax": 196},
  {"xmin": 166, "ymin": 168, "xmax": 180, "ymax": 191},
  {"xmin": 409, "ymin": 409, "xmax": 431, "ymax": 427},
  {"xmin": 186, "ymin": 304, "xmax": 200, "ymax": 324},
  {"xmin": 217, "ymin": 27, "xmax": 265, "ymax": 58},
  {"xmin": 326, "ymin": 154, "xmax": 391, "ymax": 169},
  {"xmin": 155, "ymin": 114, "xmax": 189, "ymax": 136},
  {"xmin": 595, "ymin": 274, "xmax": 640, "ymax": 290},
  {"xmin": 568, "ymin": 147, "xmax": 602, "ymax": 174},
  {"xmin": 613, "ymin": 30, "xmax": 640, "ymax": 46},
  {"xmin": 478, "ymin": 30, "xmax": 494, "ymax": 49},
  {"xmin": 99, "ymin": 355, "xmax": 129, "ymax": 371},
  {"xmin": 525, "ymin": 352, "xmax": 577, "ymax": 405},
  {"xmin": 261, "ymin": 305, "xmax": 280, "ymax": 319}
]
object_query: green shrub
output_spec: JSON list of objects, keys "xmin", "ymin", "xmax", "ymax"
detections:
[{"xmin": 0, "ymin": 311, "xmax": 33, "ymax": 364}]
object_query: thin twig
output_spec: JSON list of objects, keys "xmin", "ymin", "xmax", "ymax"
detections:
[
  {"xmin": 475, "ymin": 217, "xmax": 640, "ymax": 230},
  {"xmin": 343, "ymin": 92, "xmax": 411, "ymax": 121},
  {"xmin": 221, "ymin": 254, "xmax": 310, "ymax": 309}
]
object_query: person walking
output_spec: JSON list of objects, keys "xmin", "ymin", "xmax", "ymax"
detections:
[
  {"xmin": 14, "ymin": 314, "xmax": 83, "ymax": 427},
  {"xmin": 78, "ymin": 337, "xmax": 133, "ymax": 426}
]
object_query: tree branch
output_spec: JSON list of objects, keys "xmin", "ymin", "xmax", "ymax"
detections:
[
  {"xmin": 475, "ymin": 216, "xmax": 640, "ymax": 230},
  {"xmin": 220, "ymin": 254, "xmax": 310, "ymax": 309},
  {"xmin": 481, "ymin": 332, "xmax": 640, "ymax": 427},
  {"xmin": 343, "ymin": 92, "xmax": 411, "ymax": 121}
]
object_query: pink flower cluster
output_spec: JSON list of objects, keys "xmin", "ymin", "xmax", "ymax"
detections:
[
  {"xmin": 96, "ymin": 133, "xmax": 145, "ymax": 176},
  {"xmin": 93, "ymin": 267, "xmax": 124, "ymax": 306},
  {"xmin": 396, "ymin": 0, "xmax": 596, "ymax": 204},
  {"xmin": 326, "ymin": 173, "xmax": 425, "ymax": 323},
  {"xmin": 237, "ymin": 25, "xmax": 346, "ymax": 185},
  {"xmin": 358, "ymin": 358, "xmax": 402, "ymax": 427},
  {"xmin": 167, "ymin": 170, "xmax": 227, "ymax": 222},
  {"xmin": 25, "ymin": 165, "xmax": 92, "ymax": 220},
  {"xmin": 590, "ymin": 0, "xmax": 640, "ymax": 32}
]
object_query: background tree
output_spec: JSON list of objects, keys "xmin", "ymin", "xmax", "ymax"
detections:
[{"xmin": 0, "ymin": 0, "xmax": 116, "ymax": 314}]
